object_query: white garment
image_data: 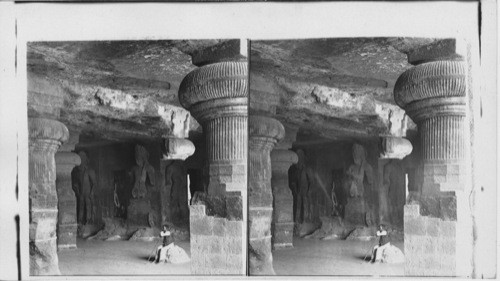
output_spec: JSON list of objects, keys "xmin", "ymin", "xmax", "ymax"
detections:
[{"xmin": 372, "ymin": 242, "xmax": 390, "ymax": 262}]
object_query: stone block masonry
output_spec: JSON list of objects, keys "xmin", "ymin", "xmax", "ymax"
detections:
[
  {"xmin": 190, "ymin": 204, "xmax": 245, "ymax": 275},
  {"xmin": 404, "ymin": 204, "xmax": 457, "ymax": 276}
]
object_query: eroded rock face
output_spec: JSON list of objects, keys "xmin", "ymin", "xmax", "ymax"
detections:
[
  {"xmin": 249, "ymin": 38, "xmax": 436, "ymax": 141},
  {"xmin": 27, "ymin": 41, "xmax": 232, "ymax": 141}
]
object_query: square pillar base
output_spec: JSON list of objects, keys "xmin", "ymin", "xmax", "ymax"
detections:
[{"xmin": 190, "ymin": 203, "xmax": 245, "ymax": 275}]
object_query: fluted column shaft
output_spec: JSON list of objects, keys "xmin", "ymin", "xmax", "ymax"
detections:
[
  {"xmin": 270, "ymin": 150, "xmax": 298, "ymax": 250},
  {"xmin": 248, "ymin": 115, "xmax": 284, "ymax": 275},
  {"xmin": 29, "ymin": 117, "xmax": 69, "ymax": 275}
]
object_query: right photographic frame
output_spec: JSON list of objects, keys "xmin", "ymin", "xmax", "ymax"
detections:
[{"xmin": 247, "ymin": 37, "xmax": 485, "ymax": 277}]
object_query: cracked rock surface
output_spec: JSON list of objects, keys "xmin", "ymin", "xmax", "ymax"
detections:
[
  {"xmin": 250, "ymin": 38, "xmax": 438, "ymax": 141},
  {"xmin": 28, "ymin": 40, "xmax": 225, "ymax": 141}
]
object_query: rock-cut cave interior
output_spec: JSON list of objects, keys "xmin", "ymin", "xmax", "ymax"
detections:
[{"xmin": 27, "ymin": 38, "xmax": 474, "ymax": 277}]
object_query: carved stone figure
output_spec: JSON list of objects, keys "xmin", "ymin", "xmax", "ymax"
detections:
[
  {"xmin": 164, "ymin": 160, "xmax": 189, "ymax": 227},
  {"xmin": 345, "ymin": 144, "xmax": 373, "ymax": 198},
  {"xmin": 343, "ymin": 144, "xmax": 374, "ymax": 226},
  {"xmin": 71, "ymin": 151, "xmax": 97, "ymax": 225},
  {"xmin": 130, "ymin": 145, "xmax": 155, "ymax": 199}
]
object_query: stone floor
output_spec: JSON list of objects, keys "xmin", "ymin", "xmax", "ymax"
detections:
[
  {"xmin": 58, "ymin": 238, "xmax": 191, "ymax": 275},
  {"xmin": 272, "ymin": 238, "xmax": 404, "ymax": 276},
  {"xmin": 57, "ymin": 237, "xmax": 403, "ymax": 276}
]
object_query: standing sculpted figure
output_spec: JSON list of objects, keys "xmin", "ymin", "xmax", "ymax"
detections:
[
  {"xmin": 130, "ymin": 145, "xmax": 155, "ymax": 199},
  {"xmin": 343, "ymin": 144, "xmax": 375, "ymax": 226},
  {"xmin": 345, "ymin": 144, "xmax": 373, "ymax": 198},
  {"xmin": 72, "ymin": 151, "xmax": 97, "ymax": 225}
]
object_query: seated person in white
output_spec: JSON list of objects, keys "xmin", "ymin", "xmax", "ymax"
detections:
[
  {"xmin": 155, "ymin": 225, "xmax": 174, "ymax": 263},
  {"xmin": 371, "ymin": 224, "xmax": 390, "ymax": 263}
]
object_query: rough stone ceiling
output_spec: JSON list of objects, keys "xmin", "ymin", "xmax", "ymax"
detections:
[
  {"xmin": 28, "ymin": 40, "xmax": 224, "ymax": 142},
  {"xmin": 250, "ymin": 37, "xmax": 437, "ymax": 143}
]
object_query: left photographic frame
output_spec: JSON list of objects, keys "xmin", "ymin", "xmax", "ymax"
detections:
[{"xmin": 25, "ymin": 39, "xmax": 248, "ymax": 276}]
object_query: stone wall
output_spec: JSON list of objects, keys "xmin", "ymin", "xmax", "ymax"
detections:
[
  {"xmin": 190, "ymin": 203, "xmax": 244, "ymax": 275},
  {"xmin": 404, "ymin": 204, "xmax": 456, "ymax": 276}
]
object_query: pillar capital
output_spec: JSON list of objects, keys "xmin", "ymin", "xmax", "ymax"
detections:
[
  {"xmin": 379, "ymin": 137, "xmax": 413, "ymax": 160},
  {"xmin": 249, "ymin": 115, "xmax": 285, "ymax": 148},
  {"xmin": 29, "ymin": 118, "xmax": 69, "ymax": 149},
  {"xmin": 178, "ymin": 61, "xmax": 248, "ymax": 122},
  {"xmin": 162, "ymin": 137, "xmax": 195, "ymax": 160},
  {"xmin": 394, "ymin": 60, "xmax": 467, "ymax": 122}
]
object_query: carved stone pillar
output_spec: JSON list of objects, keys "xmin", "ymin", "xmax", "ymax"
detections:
[
  {"xmin": 179, "ymin": 59, "xmax": 247, "ymax": 275},
  {"xmin": 394, "ymin": 53, "xmax": 469, "ymax": 276},
  {"xmin": 179, "ymin": 61, "xmax": 247, "ymax": 196},
  {"xmin": 29, "ymin": 117, "xmax": 69, "ymax": 275},
  {"xmin": 249, "ymin": 115, "xmax": 284, "ymax": 275},
  {"xmin": 55, "ymin": 133, "xmax": 80, "ymax": 250},
  {"xmin": 270, "ymin": 125, "xmax": 298, "ymax": 250}
]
